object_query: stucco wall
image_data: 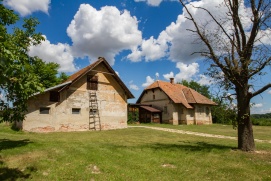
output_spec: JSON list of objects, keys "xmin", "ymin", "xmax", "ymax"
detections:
[
  {"xmin": 23, "ymin": 64, "xmax": 128, "ymax": 132},
  {"xmin": 194, "ymin": 104, "xmax": 212, "ymax": 125}
]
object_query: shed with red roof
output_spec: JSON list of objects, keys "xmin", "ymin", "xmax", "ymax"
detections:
[{"xmin": 136, "ymin": 79, "xmax": 217, "ymax": 125}]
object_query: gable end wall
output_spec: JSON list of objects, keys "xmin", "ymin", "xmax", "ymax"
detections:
[{"xmin": 23, "ymin": 63, "xmax": 128, "ymax": 132}]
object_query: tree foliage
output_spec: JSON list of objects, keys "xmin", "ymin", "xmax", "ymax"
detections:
[
  {"xmin": 0, "ymin": 4, "xmax": 44, "ymax": 122},
  {"xmin": 179, "ymin": 0, "xmax": 271, "ymax": 151},
  {"xmin": 180, "ymin": 80, "xmax": 211, "ymax": 98},
  {"xmin": 27, "ymin": 57, "xmax": 68, "ymax": 88}
]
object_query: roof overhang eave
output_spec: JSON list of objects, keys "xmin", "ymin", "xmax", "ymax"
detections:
[{"xmin": 31, "ymin": 81, "xmax": 72, "ymax": 97}]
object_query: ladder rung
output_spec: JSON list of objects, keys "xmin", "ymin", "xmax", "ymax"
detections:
[{"xmin": 89, "ymin": 115, "xmax": 98, "ymax": 118}]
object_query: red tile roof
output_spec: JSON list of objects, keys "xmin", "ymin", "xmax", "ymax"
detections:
[
  {"xmin": 138, "ymin": 80, "xmax": 216, "ymax": 108},
  {"xmin": 140, "ymin": 106, "xmax": 162, "ymax": 113},
  {"xmin": 63, "ymin": 58, "xmax": 103, "ymax": 83}
]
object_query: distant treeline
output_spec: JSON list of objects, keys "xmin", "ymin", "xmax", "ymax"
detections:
[
  {"xmin": 251, "ymin": 113, "xmax": 271, "ymax": 126},
  {"xmin": 251, "ymin": 113, "xmax": 271, "ymax": 119}
]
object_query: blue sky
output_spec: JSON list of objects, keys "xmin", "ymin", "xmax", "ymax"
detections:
[{"xmin": 3, "ymin": 0, "xmax": 271, "ymax": 114}]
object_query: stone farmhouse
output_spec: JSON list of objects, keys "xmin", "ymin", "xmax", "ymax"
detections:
[
  {"xmin": 134, "ymin": 78, "xmax": 217, "ymax": 125},
  {"xmin": 22, "ymin": 57, "xmax": 134, "ymax": 132}
]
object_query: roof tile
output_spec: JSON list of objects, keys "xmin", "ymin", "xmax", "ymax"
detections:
[{"xmin": 144, "ymin": 80, "xmax": 216, "ymax": 108}]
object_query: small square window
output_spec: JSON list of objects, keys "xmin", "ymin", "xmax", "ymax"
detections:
[
  {"xmin": 72, "ymin": 108, "xmax": 81, "ymax": 114},
  {"xmin": 40, "ymin": 107, "xmax": 50, "ymax": 114},
  {"xmin": 87, "ymin": 75, "xmax": 98, "ymax": 90},
  {"xmin": 50, "ymin": 91, "xmax": 60, "ymax": 102}
]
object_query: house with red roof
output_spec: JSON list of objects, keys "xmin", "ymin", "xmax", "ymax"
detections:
[
  {"xmin": 23, "ymin": 57, "xmax": 134, "ymax": 132},
  {"xmin": 136, "ymin": 78, "xmax": 217, "ymax": 125}
]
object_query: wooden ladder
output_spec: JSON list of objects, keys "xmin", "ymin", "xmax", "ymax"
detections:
[{"xmin": 89, "ymin": 91, "xmax": 101, "ymax": 130}]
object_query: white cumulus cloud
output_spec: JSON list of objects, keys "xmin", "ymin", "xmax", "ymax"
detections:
[
  {"xmin": 163, "ymin": 62, "xmax": 200, "ymax": 83},
  {"xmin": 129, "ymin": 80, "xmax": 139, "ymax": 90},
  {"xmin": 142, "ymin": 76, "xmax": 155, "ymax": 87},
  {"xmin": 130, "ymin": 84, "xmax": 139, "ymax": 91},
  {"xmin": 29, "ymin": 36, "xmax": 76, "ymax": 72},
  {"xmin": 197, "ymin": 74, "xmax": 213, "ymax": 85},
  {"xmin": 128, "ymin": 31, "xmax": 169, "ymax": 62},
  {"xmin": 175, "ymin": 62, "xmax": 199, "ymax": 82},
  {"xmin": 163, "ymin": 71, "xmax": 174, "ymax": 80},
  {"xmin": 4, "ymin": 0, "xmax": 50, "ymax": 16},
  {"xmin": 130, "ymin": 0, "xmax": 269, "ymax": 64},
  {"xmin": 67, "ymin": 4, "xmax": 142, "ymax": 65},
  {"xmin": 134, "ymin": 0, "xmax": 163, "ymax": 6}
]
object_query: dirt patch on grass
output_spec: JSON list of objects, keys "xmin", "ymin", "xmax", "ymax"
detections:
[
  {"xmin": 130, "ymin": 126, "xmax": 271, "ymax": 144},
  {"xmin": 161, "ymin": 163, "xmax": 176, "ymax": 168},
  {"xmin": 86, "ymin": 164, "xmax": 101, "ymax": 174}
]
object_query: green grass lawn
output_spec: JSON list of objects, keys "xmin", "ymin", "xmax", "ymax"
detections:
[
  {"xmin": 131, "ymin": 123, "xmax": 271, "ymax": 141},
  {"xmin": 0, "ymin": 123, "xmax": 271, "ymax": 180}
]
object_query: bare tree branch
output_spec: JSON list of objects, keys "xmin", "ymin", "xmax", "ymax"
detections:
[{"xmin": 252, "ymin": 83, "xmax": 271, "ymax": 97}]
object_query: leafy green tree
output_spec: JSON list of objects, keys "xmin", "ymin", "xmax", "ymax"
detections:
[
  {"xmin": 58, "ymin": 72, "xmax": 69, "ymax": 84},
  {"xmin": 179, "ymin": 0, "xmax": 271, "ymax": 151},
  {"xmin": 211, "ymin": 97, "xmax": 237, "ymax": 126},
  {"xmin": 0, "ymin": 3, "xmax": 44, "ymax": 122},
  {"xmin": 27, "ymin": 57, "xmax": 69, "ymax": 88},
  {"xmin": 180, "ymin": 80, "xmax": 211, "ymax": 98}
]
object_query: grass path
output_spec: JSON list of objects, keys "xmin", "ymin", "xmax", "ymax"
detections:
[{"xmin": 129, "ymin": 125, "xmax": 271, "ymax": 144}]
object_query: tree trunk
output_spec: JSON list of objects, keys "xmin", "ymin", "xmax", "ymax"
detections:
[{"xmin": 236, "ymin": 87, "xmax": 255, "ymax": 151}]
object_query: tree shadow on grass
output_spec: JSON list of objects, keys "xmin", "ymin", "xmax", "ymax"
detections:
[
  {"xmin": 0, "ymin": 166, "xmax": 32, "ymax": 181},
  {"xmin": 0, "ymin": 139, "xmax": 36, "ymax": 180},
  {"xmin": 148, "ymin": 141, "xmax": 236, "ymax": 152},
  {"xmin": 0, "ymin": 139, "xmax": 32, "ymax": 151},
  {"xmin": 105, "ymin": 141, "xmax": 236, "ymax": 153}
]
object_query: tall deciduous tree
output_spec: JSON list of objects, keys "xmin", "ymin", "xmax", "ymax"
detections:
[
  {"xmin": 0, "ymin": 3, "xmax": 44, "ymax": 122},
  {"xmin": 179, "ymin": 0, "xmax": 271, "ymax": 151},
  {"xmin": 27, "ymin": 57, "xmax": 69, "ymax": 88}
]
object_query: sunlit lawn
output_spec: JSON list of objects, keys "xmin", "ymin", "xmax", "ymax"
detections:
[
  {"xmin": 0, "ymin": 123, "xmax": 271, "ymax": 180},
  {"xmin": 131, "ymin": 123, "xmax": 271, "ymax": 141}
]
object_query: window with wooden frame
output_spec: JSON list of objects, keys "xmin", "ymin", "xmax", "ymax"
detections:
[
  {"xmin": 87, "ymin": 75, "xmax": 98, "ymax": 90},
  {"xmin": 49, "ymin": 91, "xmax": 60, "ymax": 102}
]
